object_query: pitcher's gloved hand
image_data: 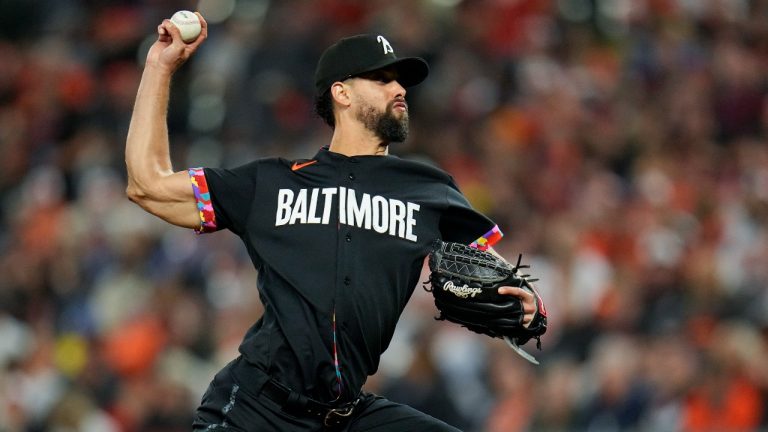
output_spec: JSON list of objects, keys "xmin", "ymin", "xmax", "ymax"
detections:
[{"xmin": 425, "ymin": 241, "xmax": 547, "ymax": 363}]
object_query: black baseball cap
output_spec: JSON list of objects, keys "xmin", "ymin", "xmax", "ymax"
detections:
[{"xmin": 314, "ymin": 34, "xmax": 429, "ymax": 95}]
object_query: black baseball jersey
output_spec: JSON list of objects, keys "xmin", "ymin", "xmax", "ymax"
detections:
[{"xmin": 192, "ymin": 147, "xmax": 497, "ymax": 402}]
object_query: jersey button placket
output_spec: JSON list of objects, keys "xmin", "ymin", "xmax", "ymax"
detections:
[
  {"xmin": 341, "ymin": 158, "xmax": 357, "ymax": 292},
  {"xmin": 348, "ymin": 157, "xmax": 358, "ymax": 181}
]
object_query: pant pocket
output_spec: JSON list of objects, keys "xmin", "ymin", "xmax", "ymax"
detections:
[{"xmin": 192, "ymin": 361, "xmax": 242, "ymax": 430}]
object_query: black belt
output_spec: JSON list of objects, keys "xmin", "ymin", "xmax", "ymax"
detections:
[{"xmin": 260, "ymin": 379, "xmax": 362, "ymax": 427}]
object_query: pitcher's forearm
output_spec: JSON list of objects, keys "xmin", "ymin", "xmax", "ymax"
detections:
[
  {"xmin": 125, "ymin": 64, "xmax": 175, "ymax": 192},
  {"xmin": 124, "ymin": 64, "xmax": 199, "ymax": 229},
  {"xmin": 124, "ymin": 14, "xmax": 208, "ymax": 229}
]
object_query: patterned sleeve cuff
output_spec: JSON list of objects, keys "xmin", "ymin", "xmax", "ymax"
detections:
[
  {"xmin": 188, "ymin": 167, "xmax": 217, "ymax": 233},
  {"xmin": 470, "ymin": 225, "xmax": 503, "ymax": 250}
]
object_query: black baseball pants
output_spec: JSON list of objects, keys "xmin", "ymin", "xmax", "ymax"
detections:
[{"xmin": 192, "ymin": 356, "xmax": 461, "ymax": 432}]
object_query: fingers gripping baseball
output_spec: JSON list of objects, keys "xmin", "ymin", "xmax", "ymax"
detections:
[{"xmin": 147, "ymin": 12, "xmax": 208, "ymax": 73}]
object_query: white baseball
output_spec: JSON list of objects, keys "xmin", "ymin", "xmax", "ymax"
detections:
[{"xmin": 170, "ymin": 10, "xmax": 201, "ymax": 43}]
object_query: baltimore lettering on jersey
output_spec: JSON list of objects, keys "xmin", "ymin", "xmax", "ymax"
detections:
[{"xmin": 275, "ymin": 187, "xmax": 420, "ymax": 242}]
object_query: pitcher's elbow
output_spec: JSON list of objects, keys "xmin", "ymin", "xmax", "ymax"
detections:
[{"xmin": 125, "ymin": 183, "xmax": 147, "ymax": 204}]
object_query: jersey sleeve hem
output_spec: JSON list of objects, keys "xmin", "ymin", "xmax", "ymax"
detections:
[
  {"xmin": 188, "ymin": 167, "xmax": 218, "ymax": 233},
  {"xmin": 470, "ymin": 225, "xmax": 503, "ymax": 250}
]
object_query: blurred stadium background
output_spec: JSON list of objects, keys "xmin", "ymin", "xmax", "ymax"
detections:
[{"xmin": 1, "ymin": 0, "xmax": 768, "ymax": 431}]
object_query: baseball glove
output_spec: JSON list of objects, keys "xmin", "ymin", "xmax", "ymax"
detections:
[{"xmin": 425, "ymin": 240, "xmax": 547, "ymax": 364}]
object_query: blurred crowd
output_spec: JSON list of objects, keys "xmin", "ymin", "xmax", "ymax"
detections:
[{"xmin": 2, "ymin": 0, "xmax": 768, "ymax": 431}]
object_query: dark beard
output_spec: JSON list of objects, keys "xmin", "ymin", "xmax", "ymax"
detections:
[{"xmin": 357, "ymin": 102, "xmax": 409, "ymax": 143}]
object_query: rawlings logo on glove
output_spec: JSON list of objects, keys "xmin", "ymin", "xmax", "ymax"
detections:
[
  {"xmin": 442, "ymin": 281, "xmax": 483, "ymax": 298},
  {"xmin": 425, "ymin": 240, "xmax": 548, "ymax": 364}
]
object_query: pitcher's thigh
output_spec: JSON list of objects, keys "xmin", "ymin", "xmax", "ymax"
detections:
[
  {"xmin": 348, "ymin": 395, "xmax": 462, "ymax": 432},
  {"xmin": 192, "ymin": 360, "xmax": 315, "ymax": 432}
]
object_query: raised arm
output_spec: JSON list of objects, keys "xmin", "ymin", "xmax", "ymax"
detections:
[{"xmin": 125, "ymin": 12, "xmax": 208, "ymax": 229}]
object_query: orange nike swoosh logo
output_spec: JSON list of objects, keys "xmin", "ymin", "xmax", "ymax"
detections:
[{"xmin": 291, "ymin": 160, "xmax": 317, "ymax": 171}]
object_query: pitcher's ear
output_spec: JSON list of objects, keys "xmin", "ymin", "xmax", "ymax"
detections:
[{"xmin": 330, "ymin": 82, "xmax": 351, "ymax": 107}]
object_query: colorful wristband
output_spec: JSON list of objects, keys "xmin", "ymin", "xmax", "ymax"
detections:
[
  {"xmin": 470, "ymin": 225, "xmax": 503, "ymax": 250},
  {"xmin": 188, "ymin": 167, "xmax": 217, "ymax": 233}
]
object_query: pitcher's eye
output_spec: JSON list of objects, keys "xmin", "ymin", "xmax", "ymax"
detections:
[{"xmin": 358, "ymin": 70, "xmax": 398, "ymax": 83}]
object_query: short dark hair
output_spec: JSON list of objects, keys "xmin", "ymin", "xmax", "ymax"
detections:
[{"xmin": 314, "ymin": 90, "xmax": 335, "ymax": 128}]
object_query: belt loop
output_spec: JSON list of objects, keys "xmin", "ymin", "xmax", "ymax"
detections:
[{"xmin": 283, "ymin": 389, "xmax": 308, "ymax": 414}]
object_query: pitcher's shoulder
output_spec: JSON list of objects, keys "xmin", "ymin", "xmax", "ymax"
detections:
[{"xmin": 386, "ymin": 155, "xmax": 453, "ymax": 182}]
